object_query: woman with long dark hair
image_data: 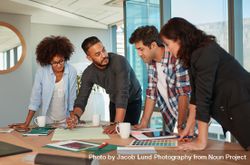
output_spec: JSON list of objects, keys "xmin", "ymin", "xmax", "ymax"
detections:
[{"xmin": 160, "ymin": 17, "xmax": 250, "ymax": 150}]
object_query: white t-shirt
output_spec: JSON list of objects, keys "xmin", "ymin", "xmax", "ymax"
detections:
[
  {"xmin": 156, "ymin": 62, "xmax": 171, "ymax": 110},
  {"xmin": 47, "ymin": 78, "xmax": 66, "ymax": 123}
]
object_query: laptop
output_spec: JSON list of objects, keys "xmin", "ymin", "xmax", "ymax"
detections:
[{"xmin": 0, "ymin": 141, "xmax": 32, "ymax": 157}]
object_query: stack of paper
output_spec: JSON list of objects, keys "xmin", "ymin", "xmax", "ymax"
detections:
[{"xmin": 117, "ymin": 147, "xmax": 157, "ymax": 155}]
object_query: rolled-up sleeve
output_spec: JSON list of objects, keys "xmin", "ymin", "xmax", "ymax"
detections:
[
  {"xmin": 68, "ymin": 67, "xmax": 77, "ymax": 111},
  {"xmin": 175, "ymin": 63, "xmax": 191, "ymax": 96},
  {"xmin": 146, "ymin": 64, "xmax": 158, "ymax": 100}
]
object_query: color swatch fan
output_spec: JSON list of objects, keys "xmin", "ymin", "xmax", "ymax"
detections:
[{"xmin": 130, "ymin": 139, "xmax": 178, "ymax": 147}]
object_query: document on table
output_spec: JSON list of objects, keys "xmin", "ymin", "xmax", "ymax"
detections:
[
  {"xmin": 51, "ymin": 127, "xmax": 110, "ymax": 141},
  {"xmin": 117, "ymin": 147, "xmax": 157, "ymax": 155},
  {"xmin": 0, "ymin": 127, "xmax": 14, "ymax": 133}
]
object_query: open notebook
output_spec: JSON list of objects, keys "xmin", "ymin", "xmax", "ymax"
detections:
[
  {"xmin": 0, "ymin": 141, "xmax": 32, "ymax": 157},
  {"xmin": 22, "ymin": 127, "xmax": 54, "ymax": 136}
]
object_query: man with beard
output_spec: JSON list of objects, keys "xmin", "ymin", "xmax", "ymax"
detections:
[{"xmin": 67, "ymin": 36, "xmax": 142, "ymax": 134}]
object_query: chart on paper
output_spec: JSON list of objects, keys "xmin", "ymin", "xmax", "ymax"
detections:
[{"xmin": 51, "ymin": 127, "xmax": 110, "ymax": 141}]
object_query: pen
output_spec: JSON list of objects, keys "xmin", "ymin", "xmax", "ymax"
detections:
[
  {"xmin": 98, "ymin": 142, "xmax": 108, "ymax": 149},
  {"xmin": 176, "ymin": 135, "xmax": 195, "ymax": 139}
]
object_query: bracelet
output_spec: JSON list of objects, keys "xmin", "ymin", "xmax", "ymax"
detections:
[
  {"xmin": 110, "ymin": 121, "xmax": 120, "ymax": 126},
  {"xmin": 177, "ymin": 123, "xmax": 185, "ymax": 129}
]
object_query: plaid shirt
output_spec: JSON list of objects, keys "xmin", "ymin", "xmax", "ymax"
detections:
[{"xmin": 146, "ymin": 47, "xmax": 191, "ymax": 132}]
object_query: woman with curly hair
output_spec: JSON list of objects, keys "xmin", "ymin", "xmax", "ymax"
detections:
[
  {"xmin": 9, "ymin": 36, "xmax": 77, "ymax": 130},
  {"xmin": 160, "ymin": 17, "xmax": 250, "ymax": 150}
]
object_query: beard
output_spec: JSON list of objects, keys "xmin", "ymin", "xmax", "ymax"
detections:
[
  {"xmin": 93, "ymin": 57, "xmax": 109, "ymax": 69},
  {"xmin": 142, "ymin": 54, "xmax": 154, "ymax": 64}
]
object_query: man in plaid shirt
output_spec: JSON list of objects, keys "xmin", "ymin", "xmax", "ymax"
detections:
[{"xmin": 129, "ymin": 25, "xmax": 191, "ymax": 132}]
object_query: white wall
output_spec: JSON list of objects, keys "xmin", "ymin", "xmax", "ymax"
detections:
[
  {"xmin": 0, "ymin": 13, "xmax": 111, "ymax": 126},
  {"xmin": 30, "ymin": 23, "xmax": 111, "ymax": 75},
  {"xmin": 0, "ymin": 13, "xmax": 32, "ymax": 127}
]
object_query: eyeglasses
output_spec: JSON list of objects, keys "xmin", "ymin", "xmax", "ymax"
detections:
[{"xmin": 51, "ymin": 59, "xmax": 65, "ymax": 66}]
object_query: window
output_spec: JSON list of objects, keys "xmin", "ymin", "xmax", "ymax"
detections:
[
  {"xmin": 0, "ymin": 45, "xmax": 22, "ymax": 70},
  {"xmin": 17, "ymin": 46, "xmax": 22, "ymax": 60},
  {"xmin": 0, "ymin": 52, "xmax": 4, "ymax": 70},
  {"xmin": 3, "ymin": 52, "xmax": 7, "ymax": 70},
  {"xmin": 124, "ymin": 0, "xmax": 160, "ymax": 102},
  {"xmin": 116, "ymin": 24, "xmax": 125, "ymax": 56},
  {"xmin": 243, "ymin": 0, "xmax": 250, "ymax": 71},
  {"xmin": 10, "ymin": 49, "xmax": 14, "ymax": 68},
  {"xmin": 171, "ymin": 0, "xmax": 228, "ymax": 51}
]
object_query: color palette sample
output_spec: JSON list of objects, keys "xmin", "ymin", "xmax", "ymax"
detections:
[{"xmin": 130, "ymin": 139, "xmax": 178, "ymax": 147}]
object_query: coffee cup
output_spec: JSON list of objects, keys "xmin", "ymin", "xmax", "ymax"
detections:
[
  {"xmin": 115, "ymin": 122, "xmax": 131, "ymax": 139},
  {"xmin": 34, "ymin": 116, "xmax": 46, "ymax": 127}
]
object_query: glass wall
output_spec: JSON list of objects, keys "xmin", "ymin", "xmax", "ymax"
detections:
[
  {"xmin": 171, "ymin": 0, "xmax": 228, "ymax": 51},
  {"xmin": 124, "ymin": 0, "xmax": 160, "ymax": 102},
  {"xmin": 243, "ymin": 0, "xmax": 250, "ymax": 71}
]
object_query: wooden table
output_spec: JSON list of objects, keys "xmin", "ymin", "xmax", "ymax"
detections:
[{"xmin": 0, "ymin": 130, "xmax": 249, "ymax": 165}]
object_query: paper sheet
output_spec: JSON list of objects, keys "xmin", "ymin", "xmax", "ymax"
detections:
[
  {"xmin": 0, "ymin": 127, "xmax": 14, "ymax": 133},
  {"xmin": 117, "ymin": 147, "xmax": 157, "ymax": 155},
  {"xmin": 51, "ymin": 127, "xmax": 110, "ymax": 141}
]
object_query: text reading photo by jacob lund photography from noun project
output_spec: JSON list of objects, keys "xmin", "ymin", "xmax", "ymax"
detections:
[{"xmin": 89, "ymin": 153, "xmax": 247, "ymax": 161}]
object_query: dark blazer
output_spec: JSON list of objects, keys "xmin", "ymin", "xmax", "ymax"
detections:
[{"xmin": 189, "ymin": 41, "xmax": 250, "ymax": 149}]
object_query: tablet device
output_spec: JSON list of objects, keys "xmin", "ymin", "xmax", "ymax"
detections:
[
  {"xmin": 131, "ymin": 130, "xmax": 177, "ymax": 140},
  {"xmin": 45, "ymin": 140, "xmax": 99, "ymax": 152}
]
